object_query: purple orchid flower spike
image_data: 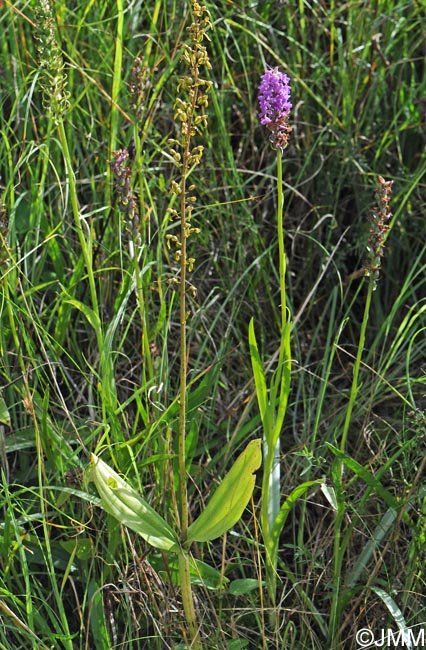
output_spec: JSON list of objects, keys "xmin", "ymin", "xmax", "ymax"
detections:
[{"xmin": 258, "ymin": 67, "xmax": 292, "ymax": 150}]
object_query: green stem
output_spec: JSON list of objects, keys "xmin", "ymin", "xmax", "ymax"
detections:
[
  {"xmin": 275, "ymin": 148, "xmax": 292, "ymax": 436},
  {"xmin": 132, "ymin": 133, "xmax": 154, "ymax": 384},
  {"xmin": 340, "ymin": 277, "xmax": 373, "ymax": 455},
  {"xmin": 277, "ymin": 149, "xmax": 287, "ymax": 334},
  {"xmin": 176, "ymin": 67, "xmax": 200, "ymax": 647},
  {"xmin": 178, "ymin": 157, "xmax": 189, "ymax": 542},
  {"xmin": 329, "ymin": 275, "xmax": 374, "ymax": 646},
  {"xmin": 261, "ymin": 438, "xmax": 277, "ymax": 575},
  {"xmin": 261, "ymin": 148, "xmax": 292, "ymax": 629},
  {"xmin": 178, "ymin": 70, "xmax": 199, "ymax": 542},
  {"xmin": 178, "ymin": 551, "xmax": 202, "ymax": 650}
]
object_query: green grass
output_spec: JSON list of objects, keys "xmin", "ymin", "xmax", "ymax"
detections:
[{"xmin": 1, "ymin": 0, "xmax": 426, "ymax": 648}]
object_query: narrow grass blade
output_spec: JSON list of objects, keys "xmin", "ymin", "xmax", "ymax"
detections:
[
  {"xmin": 346, "ymin": 507, "xmax": 398, "ymax": 588},
  {"xmin": 269, "ymin": 479, "xmax": 324, "ymax": 558},
  {"xmin": 370, "ymin": 586, "xmax": 413, "ymax": 648},
  {"xmin": 326, "ymin": 444, "xmax": 399, "ymax": 509},
  {"xmin": 64, "ymin": 298, "xmax": 100, "ymax": 332}
]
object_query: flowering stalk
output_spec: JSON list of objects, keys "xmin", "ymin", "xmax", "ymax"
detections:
[
  {"xmin": 340, "ymin": 177, "xmax": 393, "ymax": 457},
  {"xmin": 364, "ymin": 176, "xmax": 393, "ymax": 290},
  {"xmin": 168, "ymin": 0, "xmax": 211, "ymax": 537},
  {"xmin": 329, "ymin": 177, "xmax": 393, "ymax": 646},
  {"xmin": 252, "ymin": 66, "xmax": 293, "ymax": 624},
  {"xmin": 166, "ymin": 3, "xmax": 212, "ymax": 646}
]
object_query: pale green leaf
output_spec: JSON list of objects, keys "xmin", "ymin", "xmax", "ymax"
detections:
[
  {"xmin": 227, "ymin": 641, "xmax": 249, "ymax": 650},
  {"xmin": 248, "ymin": 319, "xmax": 268, "ymax": 423},
  {"xmin": 321, "ymin": 482, "xmax": 338, "ymax": 511},
  {"xmin": 229, "ymin": 578, "xmax": 262, "ymax": 596},
  {"xmin": 187, "ymin": 439, "xmax": 261, "ymax": 544},
  {"xmin": 91, "ymin": 454, "xmax": 179, "ymax": 552}
]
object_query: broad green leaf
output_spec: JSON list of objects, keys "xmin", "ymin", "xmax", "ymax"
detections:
[
  {"xmin": 227, "ymin": 640, "xmax": 249, "ymax": 649},
  {"xmin": 229, "ymin": 578, "xmax": 262, "ymax": 596},
  {"xmin": 187, "ymin": 557, "xmax": 228, "ymax": 589},
  {"xmin": 60, "ymin": 537, "xmax": 94, "ymax": 561},
  {"xmin": 248, "ymin": 319, "xmax": 268, "ymax": 423},
  {"xmin": 91, "ymin": 454, "xmax": 179, "ymax": 552},
  {"xmin": 150, "ymin": 553, "xmax": 229, "ymax": 590},
  {"xmin": 186, "ymin": 439, "xmax": 261, "ymax": 544}
]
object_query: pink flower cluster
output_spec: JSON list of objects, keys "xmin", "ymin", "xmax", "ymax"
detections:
[{"xmin": 258, "ymin": 67, "xmax": 292, "ymax": 150}]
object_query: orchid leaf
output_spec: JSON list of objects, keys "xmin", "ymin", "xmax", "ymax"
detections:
[
  {"xmin": 248, "ymin": 319, "xmax": 268, "ymax": 424},
  {"xmin": 187, "ymin": 439, "xmax": 261, "ymax": 544},
  {"xmin": 150, "ymin": 553, "xmax": 229, "ymax": 590},
  {"xmin": 91, "ymin": 454, "xmax": 179, "ymax": 552}
]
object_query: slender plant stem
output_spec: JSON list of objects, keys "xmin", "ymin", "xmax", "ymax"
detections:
[
  {"xmin": 275, "ymin": 150, "xmax": 292, "ymax": 433},
  {"xmin": 178, "ymin": 152, "xmax": 189, "ymax": 543},
  {"xmin": 56, "ymin": 117, "xmax": 123, "ymax": 439},
  {"xmin": 329, "ymin": 275, "xmax": 374, "ymax": 645},
  {"xmin": 176, "ymin": 63, "xmax": 201, "ymax": 647},
  {"xmin": 178, "ymin": 551, "xmax": 202, "ymax": 650},
  {"xmin": 261, "ymin": 148, "xmax": 292, "ymax": 625},
  {"xmin": 178, "ymin": 71, "xmax": 199, "ymax": 542},
  {"xmin": 132, "ymin": 240, "xmax": 154, "ymax": 385},
  {"xmin": 340, "ymin": 277, "xmax": 373, "ymax": 455},
  {"xmin": 277, "ymin": 149, "xmax": 287, "ymax": 333}
]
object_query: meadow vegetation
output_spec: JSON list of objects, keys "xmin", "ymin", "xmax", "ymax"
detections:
[{"xmin": 1, "ymin": 1, "xmax": 426, "ymax": 648}]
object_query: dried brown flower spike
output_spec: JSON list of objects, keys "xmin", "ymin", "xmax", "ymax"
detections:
[{"xmin": 364, "ymin": 175, "xmax": 393, "ymax": 289}]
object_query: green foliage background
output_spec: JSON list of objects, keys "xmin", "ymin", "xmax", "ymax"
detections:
[{"xmin": 0, "ymin": 1, "xmax": 425, "ymax": 648}]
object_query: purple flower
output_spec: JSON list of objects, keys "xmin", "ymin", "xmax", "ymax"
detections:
[{"xmin": 258, "ymin": 67, "xmax": 292, "ymax": 150}]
